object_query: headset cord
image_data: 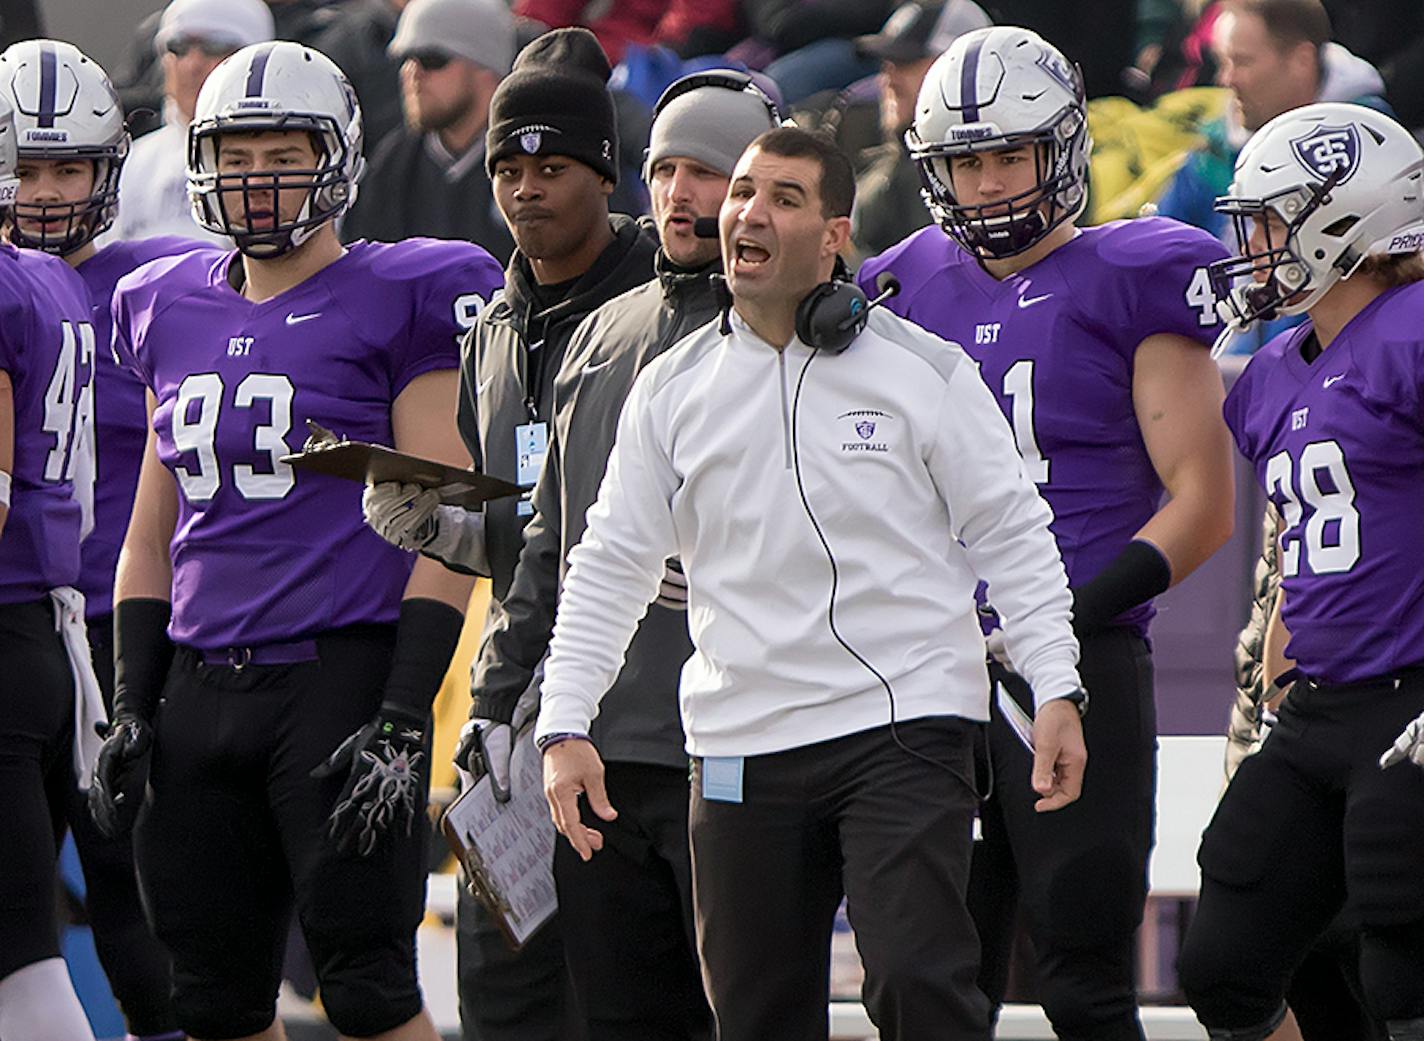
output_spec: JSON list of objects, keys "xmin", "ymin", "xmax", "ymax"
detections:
[{"xmin": 789, "ymin": 349, "xmax": 992, "ymax": 802}]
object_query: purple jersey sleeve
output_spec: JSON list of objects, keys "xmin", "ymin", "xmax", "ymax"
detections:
[
  {"xmin": 353, "ymin": 238, "xmax": 504, "ymax": 397},
  {"xmin": 1225, "ymin": 282, "xmax": 1424, "ymax": 683},
  {"xmin": 0, "ymin": 246, "xmax": 98, "ymax": 603},
  {"xmin": 1085, "ymin": 217, "xmax": 1228, "ymax": 354}
]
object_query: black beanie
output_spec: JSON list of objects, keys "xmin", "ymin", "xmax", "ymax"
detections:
[{"xmin": 485, "ymin": 27, "xmax": 619, "ymax": 183}]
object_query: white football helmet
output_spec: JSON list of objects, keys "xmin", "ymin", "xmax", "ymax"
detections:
[
  {"xmin": 187, "ymin": 41, "xmax": 364, "ymax": 258},
  {"xmin": 905, "ymin": 25, "xmax": 1090, "ymax": 259},
  {"xmin": 1209, "ymin": 102, "xmax": 1424, "ymax": 329},
  {"xmin": 0, "ymin": 39, "xmax": 127, "ymax": 254},
  {"xmin": 0, "ymin": 92, "xmax": 18, "ymax": 211}
]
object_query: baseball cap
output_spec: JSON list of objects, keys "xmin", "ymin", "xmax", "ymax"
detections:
[
  {"xmin": 389, "ymin": 0, "xmax": 516, "ymax": 77},
  {"xmin": 154, "ymin": 0, "xmax": 274, "ymax": 57},
  {"xmin": 855, "ymin": 0, "xmax": 992, "ymax": 64}
]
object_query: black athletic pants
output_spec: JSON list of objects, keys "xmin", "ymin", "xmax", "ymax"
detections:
[
  {"xmin": 556, "ymin": 761, "xmax": 711, "ymax": 1041},
  {"xmin": 1180, "ymin": 670, "xmax": 1424, "ymax": 1034},
  {"xmin": 0, "ymin": 598, "xmax": 75, "ymax": 980},
  {"xmin": 689, "ymin": 717, "xmax": 991, "ymax": 1041},
  {"xmin": 134, "ymin": 626, "xmax": 430, "ymax": 1040},
  {"xmin": 969, "ymin": 627, "xmax": 1156, "ymax": 1041}
]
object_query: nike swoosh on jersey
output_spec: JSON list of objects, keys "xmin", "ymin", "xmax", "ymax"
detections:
[
  {"xmin": 476, "ymin": 374, "xmax": 494, "ymax": 395},
  {"xmin": 1017, "ymin": 293, "xmax": 1052, "ymax": 308},
  {"xmin": 582, "ymin": 357, "xmax": 615, "ymax": 375},
  {"xmin": 285, "ymin": 312, "xmax": 321, "ymax": 325},
  {"xmin": 1323, "ymin": 374, "xmax": 1345, "ymax": 388}
]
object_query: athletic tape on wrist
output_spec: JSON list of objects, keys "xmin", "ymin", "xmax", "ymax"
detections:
[{"xmin": 0, "ymin": 469, "xmax": 10, "ymax": 508}]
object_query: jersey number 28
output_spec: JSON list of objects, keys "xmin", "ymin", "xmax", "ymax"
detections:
[{"xmin": 1265, "ymin": 440, "xmax": 1359, "ymax": 577}]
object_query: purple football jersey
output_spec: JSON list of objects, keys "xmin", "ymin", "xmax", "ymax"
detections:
[
  {"xmin": 112, "ymin": 238, "xmax": 503, "ymax": 650},
  {"xmin": 859, "ymin": 218, "xmax": 1227, "ymax": 634},
  {"xmin": 1224, "ymin": 282, "xmax": 1424, "ymax": 684},
  {"xmin": 0, "ymin": 244, "xmax": 98, "ymax": 604},
  {"xmin": 76, "ymin": 236, "xmax": 204, "ymax": 620}
]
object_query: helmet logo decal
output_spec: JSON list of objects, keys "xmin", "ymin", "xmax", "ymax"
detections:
[
  {"xmin": 1034, "ymin": 49, "xmax": 1077, "ymax": 94},
  {"xmin": 1291, "ymin": 124, "xmax": 1360, "ymax": 184}
]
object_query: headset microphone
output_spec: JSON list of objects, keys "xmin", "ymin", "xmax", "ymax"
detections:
[
  {"xmin": 848, "ymin": 273, "xmax": 901, "ymax": 329},
  {"xmin": 693, "ymin": 216, "xmax": 720, "ymax": 239}
]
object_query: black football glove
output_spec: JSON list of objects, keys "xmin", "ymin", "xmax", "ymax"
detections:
[
  {"xmin": 89, "ymin": 716, "xmax": 154, "ymax": 839},
  {"xmin": 88, "ymin": 598, "xmax": 173, "ymax": 839},
  {"xmin": 312, "ymin": 705, "xmax": 428, "ymax": 857}
]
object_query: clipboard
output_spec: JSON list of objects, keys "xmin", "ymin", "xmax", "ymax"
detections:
[
  {"xmin": 281, "ymin": 421, "xmax": 521, "ymax": 509},
  {"xmin": 439, "ymin": 725, "xmax": 558, "ymax": 951}
]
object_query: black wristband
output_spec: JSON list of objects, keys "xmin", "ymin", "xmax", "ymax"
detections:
[
  {"xmin": 112, "ymin": 598, "xmax": 175, "ymax": 722},
  {"xmin": 381, "ymin": 598, "xmax": 466, "ymax": 722},
  {"xmin": 1071, "ymin": 539, "xmax": 1172, "ymax": 634}
]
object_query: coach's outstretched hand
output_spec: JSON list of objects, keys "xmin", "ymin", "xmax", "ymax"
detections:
[
  {"xmin": 1381, "ymin": 710, "xmax": 1424, "ymax": 771},
  {"xmin": 89, "ymin": 716, "xmax": 154, "ymax": 838},
  {"xmin": 313, "ymin": 706, "xmax": 427, "ymax": 857},
  {"xmin": 1032, "ymin": 698, "xmax": 1087, "ymax": 813},
  {"xmin": 543, "ymin": 737, "xmax": 617, "ymax": 862}
]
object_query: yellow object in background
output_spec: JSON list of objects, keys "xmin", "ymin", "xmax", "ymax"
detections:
[
  {"xmin": 1087, "ymin": 86, "xmax": 1230, "ymax": 224},
  {"xmin": 430, "ymin": 580, "xmax": 492, "ymax": 793}
]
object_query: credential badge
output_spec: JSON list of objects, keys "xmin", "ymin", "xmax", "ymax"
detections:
[{"xmin": 1290, "ymin": 123, "xmax": 1361, "ymax": 184}]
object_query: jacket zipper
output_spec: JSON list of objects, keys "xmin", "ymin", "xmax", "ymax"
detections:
[{"xmin": 777, "ymin": 349, "xmax": 793, "ymax": 470}]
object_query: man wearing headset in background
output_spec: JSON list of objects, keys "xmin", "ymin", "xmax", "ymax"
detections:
[
  {"xmin": 531, "ymin": 124, "xmax": 1087, "ymax": 1041},
  {"xmin": 361, "ymin": 26, "xmax": 657, "ymax": 1041}
]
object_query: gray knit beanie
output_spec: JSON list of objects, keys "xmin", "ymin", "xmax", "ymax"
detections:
[{"xmin": 643, "ymin": 77, "xmax": 780, "ymax": 181}]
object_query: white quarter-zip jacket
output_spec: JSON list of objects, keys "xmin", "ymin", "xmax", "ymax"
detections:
[{"xmin": 536, "ymin": 306, "xmax": 1081, "ymax": 758}]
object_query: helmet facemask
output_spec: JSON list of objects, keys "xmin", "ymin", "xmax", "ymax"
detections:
[
  {"xmin": 1208, "ymin": 167, "xmax": 1352, "ymax": 328},
  {"xmin": 189, "ymin": 114, "xmax": 354, "ymax": 258},
  {"xmin": 10, "ymin": 151, "xmax": 122, "ymax": 255}
]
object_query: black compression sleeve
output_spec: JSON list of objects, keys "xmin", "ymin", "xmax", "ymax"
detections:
[
  {"xmin": 112, "ymin": 598, "xmax": 175, "ymax": 722},
  {"xmin": 1071, "ymin": 539, "xmax": 1172, "ymax": 634},
  {"xmin": 380, "ymin": 598, "xmax": 466, "ymax": 723}
]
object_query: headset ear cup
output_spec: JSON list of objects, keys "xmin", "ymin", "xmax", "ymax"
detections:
[
  {"xmin": 796, "ymin": 281, "xmax": 868, "ymax": 354},
  {"xmin": 794, "ymin": 283, "xmax": 834, "ymax": 349}
]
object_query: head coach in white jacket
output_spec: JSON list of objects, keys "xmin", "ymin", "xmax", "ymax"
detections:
[{"xmin": 534, "ymin": 125, "xmax": 1086, "ymax": 1041}]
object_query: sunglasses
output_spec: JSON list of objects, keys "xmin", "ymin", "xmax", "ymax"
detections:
[
  {"xmin": 407, "ymin": 50, "xmax": 452, "ymax": 71},
  {"xmin": 165, "ymin": 36, "xmax": 237, "ymax": 59}
]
